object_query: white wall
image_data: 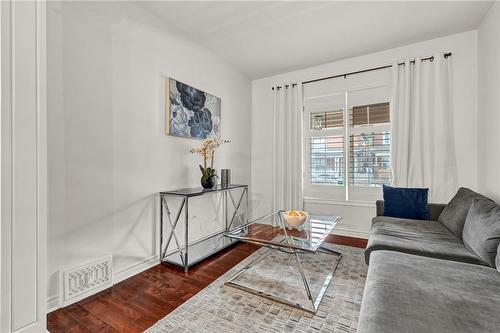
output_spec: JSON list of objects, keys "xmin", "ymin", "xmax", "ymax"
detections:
[
  {"xmin": 478, "ymin": 3, "xmax": 500, "ymax": 203},
  {"xmin": 252, "ymin": 31, "xmax": 478, "ymax": 238},
  {"xmin": 47, "ymin": 1, "xmax": 251, "ymax": 309}
]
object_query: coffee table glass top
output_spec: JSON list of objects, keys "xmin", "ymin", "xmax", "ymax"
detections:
[{"xmin": 225, "ymin": 211, "xmax": 340, "ymax": 252}]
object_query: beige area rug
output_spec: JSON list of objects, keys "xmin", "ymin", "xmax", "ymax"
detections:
[{"xmin": 146, "ymin": 243, "xmax": 367, "ymax": 333}]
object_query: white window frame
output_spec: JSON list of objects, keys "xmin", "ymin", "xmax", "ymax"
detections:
[
  {"xmin": 303, "ymin": 83, "xmax": 391, "ymax": 203},
  {"xmin": 303, "ymin": 92, "xmax": 347, "ymax": 202}
]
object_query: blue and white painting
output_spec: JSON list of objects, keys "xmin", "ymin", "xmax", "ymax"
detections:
[{"xmin": 167, "ymin": 78, "xmax": 221, "ymax": 139}]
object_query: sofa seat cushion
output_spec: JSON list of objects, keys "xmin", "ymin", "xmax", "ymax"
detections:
[
  {"xmin": 358, "ymin": 251, "xmax": 500, "ymax": 333},
  {"xmin": 365, "ymin": 216, "xmax": 486, "ymax": 266}
]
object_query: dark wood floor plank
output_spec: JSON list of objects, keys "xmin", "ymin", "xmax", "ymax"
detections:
[
  {"xmin": 109, "ymin": 280, "xmax": 147, "ymax": 303},
  {"xmin": 80, "ymin": 293, "xmax": 144, "ymax": 333},
  {"xmin": 129, "ymin": 292, "xmax": 177, "ymax": 314},
  {"xmin": 326, "ymin": 234, "xmax": 368, "ymax": 248},
  {"xmin": 48, "ymin": 223, "xmax": 367, "ymax": 332},
  {"xmin": 47, "ymin": 309, "xmax": 93, "ymax": 333},
  {"xmin": 126, "ymin": 297, "xmax": 175, "ymax": 330},
  {"xmin": 64, "ymin": 304, "xmax": 118, "ymax": 333}
]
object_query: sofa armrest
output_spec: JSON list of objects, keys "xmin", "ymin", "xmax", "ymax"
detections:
[
  {"xmin": 428, "ymin": 203, "xmax": 447, "ymax": 221},
  {"xmin": 375, "ymin": 200, "xmax": 447, "ymax": 221},
  {"xmin": 376, "ymin": 200, "xmax": 384, "ymax": 217}
]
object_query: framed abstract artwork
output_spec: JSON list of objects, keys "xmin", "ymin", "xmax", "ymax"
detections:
[{"xmin": 165, "ymin": 78, "xmax": 221, "ymax": 139}]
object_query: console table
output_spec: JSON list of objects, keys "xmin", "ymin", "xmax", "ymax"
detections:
[{"xmin": 159, "ymin": 184, "xmax": 248, "ymax": 271}]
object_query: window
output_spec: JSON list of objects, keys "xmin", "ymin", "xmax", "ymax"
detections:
[
  {"xmin": 310, "ymin": 109, "xmax": 343, "ymax": 130},
  {"xmin": 350, "ymin": 102, "xmax": 390, "ymax": 126},
  {"xmin": 307, "ymin": 104, "xmax": 345, "ymax": 188},
  {"xmin": 349, "ymin": 102, "xmax": 391, "ymax": 187},
  {"xmin": 303, "ymin": 84, "xmax": 391, "ymax": 202},
  {"xmin": 309, "ymin": 135, "xmax": 344, "ymax": 185},
  {"xmin": 349, "ymin": 131, "xmax": 391, "ymax": 186}
]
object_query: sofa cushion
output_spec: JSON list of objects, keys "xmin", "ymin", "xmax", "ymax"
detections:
[
  {"xmin": 382, "ymin": 185, "xmax": 429, "ymax": 220},
  {"xmin": 365, "ymin": 216, "xmax": 486, "ymax": 266},
  {"xmin": 358, "ymin": 251, "xmax": 500, "ymax": 333},
  {"xmin": 463, "ymin": 199, "xmax": 500, "ymax": 267},
  {"xmin": 438, "ymin": 187, "xmax": 491, "ymax": 239},
  {"xmin": 497, "ymin": 244, "xmax": 500, "ymax": 273}
]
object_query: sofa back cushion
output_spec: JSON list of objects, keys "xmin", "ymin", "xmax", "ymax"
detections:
[
  {"xmin": 376, "ymin": 200, "xmax": 446, "ymax": 220},
  {"xmin": 462, "ymin": 199, "xmax": 500, "ymax": 267},
  {"xmin": 497, "ymin": 244, "xmax": 500, "ymax": 273},
  {"xmin": 382, "ymin": 185, "xmax": 429, "ymax": 220},
  {"xmin": 438, "ymin": 188, "xmax": 491, "ymax": 239}
]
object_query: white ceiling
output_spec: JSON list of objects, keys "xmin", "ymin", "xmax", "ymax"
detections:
[{"xmin": 141, "ymin": 1, "xmax": 493, "ymax": 79}]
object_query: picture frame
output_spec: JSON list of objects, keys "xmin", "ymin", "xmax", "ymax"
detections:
[{"xmin": 165, "ymin": 77, "xmax": 221, "ymax": 140}]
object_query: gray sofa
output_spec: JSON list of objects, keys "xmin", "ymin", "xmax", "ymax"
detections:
[
  {"xmin": 364, "ymin": 201, "xmax": 486, "ymax": 266},
  {"xmin": 358, "ymin": 188, "xmax": 500, "ymax": 333}
]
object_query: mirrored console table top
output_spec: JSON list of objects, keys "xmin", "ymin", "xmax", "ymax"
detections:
[{"xmin": 160, "ymin": 184, "xmax": 247, "ymax": 197}]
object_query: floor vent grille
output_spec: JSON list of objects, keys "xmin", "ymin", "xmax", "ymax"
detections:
[{"xmin": 61, "ymin": 255, "xmax": 113, "ymax": 306}]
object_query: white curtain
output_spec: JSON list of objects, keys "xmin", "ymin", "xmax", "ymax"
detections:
[
  {"xmin": 391, "ymin": 54, "xmax": 458, "ymax": 202},
  {"xmin": 272, "ymin": 83, "xmax": 303, "ymax": 225}
]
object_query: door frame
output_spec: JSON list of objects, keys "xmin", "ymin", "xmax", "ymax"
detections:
[{"xmin": 1, "ymin": 1, "xmax": 47, "ymax": 331}]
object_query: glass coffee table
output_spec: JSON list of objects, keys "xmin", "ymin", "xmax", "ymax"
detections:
[{"xmin": 224, "ymin": 210, "xmax": 341, "ymax": 313}]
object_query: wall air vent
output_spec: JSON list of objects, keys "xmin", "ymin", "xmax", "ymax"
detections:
[{"xmin": 61, "ymin": 255, "xmax": 113, "ymax": 306}]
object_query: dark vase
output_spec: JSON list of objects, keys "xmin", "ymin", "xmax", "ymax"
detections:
[{"xmin": 201, "ymin": 175, "xmax": 216, "ymax": 189}]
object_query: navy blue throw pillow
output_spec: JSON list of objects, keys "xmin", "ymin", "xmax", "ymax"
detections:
[{"xmin": 383, "ymin": 185, "xmax": 429, "ymax": 220}]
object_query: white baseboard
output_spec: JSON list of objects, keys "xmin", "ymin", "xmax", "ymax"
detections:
[
  {"xmin": 46, "ymin": 295, "xmax": 60, "ymax": 313},
  {"xmin": 113, "ymin": 255, "xmax": 160, "ymax": 284},
  {"xmin": 46, "ymin": 255, "xmax": 160, "ymax": 313},
  {"xmin": 331, "ymin": 226, "xmax": 369, "ymax": 239}
]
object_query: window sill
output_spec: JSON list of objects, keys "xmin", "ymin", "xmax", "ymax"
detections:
[{"xmin": 303, "ymin": 197, "xmax": 376, "ymax": 208}]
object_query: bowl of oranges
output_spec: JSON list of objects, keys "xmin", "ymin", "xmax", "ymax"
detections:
[{"xmin": 283, "ymin": 210, "xmax": 308, "ymax": 227}]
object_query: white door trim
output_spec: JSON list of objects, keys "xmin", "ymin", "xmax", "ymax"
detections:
[{"xmin": 1, "ymin": 1, "xmax": 47, "ymax": 331}]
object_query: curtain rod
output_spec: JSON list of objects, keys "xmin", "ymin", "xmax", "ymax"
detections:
[
  {"xmin": 271, "ymin": 52, "xmax": 452, "ymax": 90},
  {"xmin": 302, "ymin": 52, "xmax": 452, "ymax": 85},
  {"xmin": 271, "ymin": 83, "xmax": 297, "ymax": 91}
]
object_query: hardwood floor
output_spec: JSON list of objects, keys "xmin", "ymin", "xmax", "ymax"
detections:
[{"xmin": 47, "ymin": 224, "xmax": 367, "ymax": 333}]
